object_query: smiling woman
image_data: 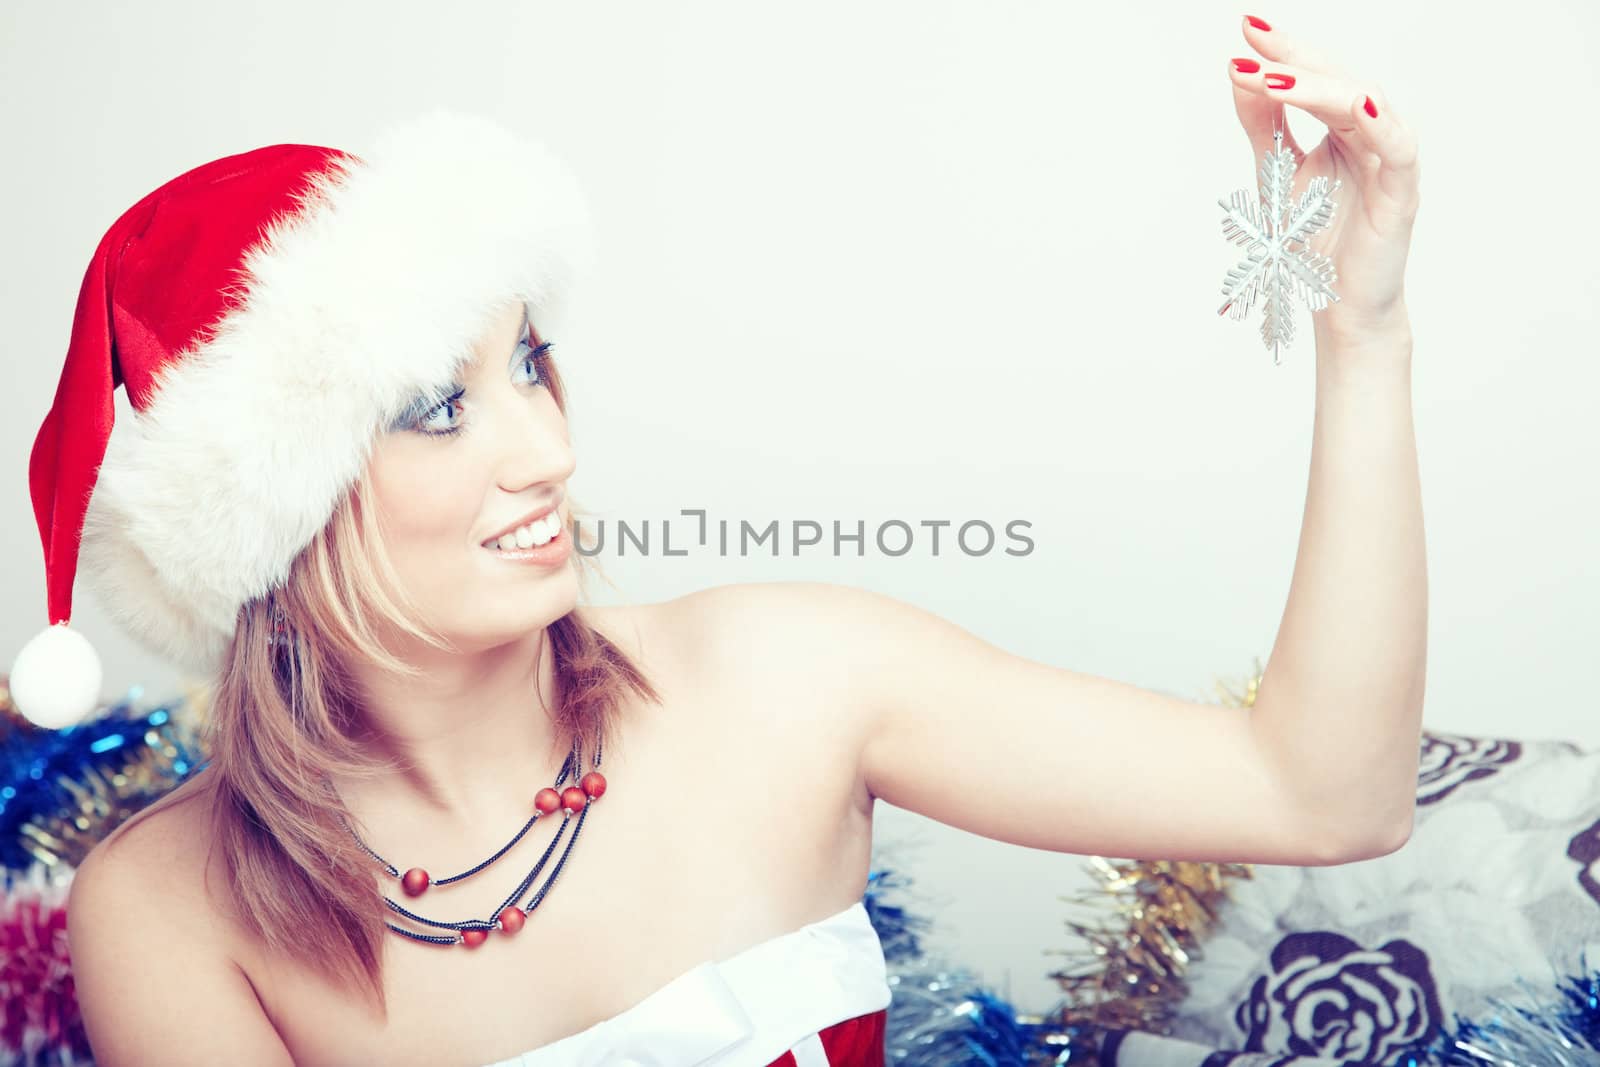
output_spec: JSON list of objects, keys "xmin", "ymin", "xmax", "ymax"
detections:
[
  {"xmin": 361, "ymin": 300, "xmax": 582, "ymax": 676},
  {"xmin": 14, "ymin": 16, "xmax": 1425, "ymax": 1062}
]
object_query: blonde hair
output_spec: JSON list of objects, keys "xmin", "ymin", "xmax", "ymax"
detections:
[{"xmin": 103, "ymin": 351, "xmax": 659, "ymax": 1018}]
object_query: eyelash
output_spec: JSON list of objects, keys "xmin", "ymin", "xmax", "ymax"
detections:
[{"xmin": 410, "ymin": 339, "xmax": 554, "ymax": 438}]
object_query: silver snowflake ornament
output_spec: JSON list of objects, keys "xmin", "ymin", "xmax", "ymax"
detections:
[{"xmin": 1217, "ymin": 128, "xmax": 1342, "ymax": 364}]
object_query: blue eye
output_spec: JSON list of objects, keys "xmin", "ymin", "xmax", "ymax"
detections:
[
  {"xmin": 514, "ymin": 340, "xmax": 554, "ymax": 387},
  {"xmin": 413, "ymin": 387, "xmax": 467, "ymax": 436},
  {"xmin": 401, "ymin": 337, "xmax": 555, "ymax": 439}
]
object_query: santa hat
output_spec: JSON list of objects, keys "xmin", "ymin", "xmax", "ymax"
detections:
[{"xmin": 8, "ymin": 108, "xmax": 593, "ymax": 729}]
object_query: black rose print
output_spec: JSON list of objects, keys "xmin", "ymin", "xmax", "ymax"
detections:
[
  {"xmin": 1416, "ymin": 730, "xmax": 1521, "ymax": 807},
  {"xmin": 1234, "ymin": 931, "xmax": 1442, "ymax": 1065},
  {"xmin": 1565, "ymin": 818, "xmax": 1600, "ymax": 908}
]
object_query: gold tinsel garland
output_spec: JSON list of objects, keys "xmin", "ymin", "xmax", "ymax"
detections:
[{"xmin": 1045, "ymin": 661, "xmax": 1265, "ymax": 1043}]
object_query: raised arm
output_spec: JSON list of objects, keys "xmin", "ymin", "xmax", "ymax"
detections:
[
  {"xmin": 800, "ymin": 20, "xmax": 1428, "ymax": 867},
  {"xmin": 692, "ymin": 579, "xmax": 1406, "ymax": 867},
  {"xmin": 1219, "ymin": 16, "xmax": 1426, "ymax": 843},
  {"xmin": 681, "ymin": 21, "xmax": 1423, "ymax": 870}
]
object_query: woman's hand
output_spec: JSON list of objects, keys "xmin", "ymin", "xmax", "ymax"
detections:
[{"xmin": 1229, "ymin": 15, "xmax": 1420, "ymax": 351}]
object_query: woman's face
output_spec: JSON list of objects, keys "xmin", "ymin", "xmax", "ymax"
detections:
[{"xmin": 364, "ymin": 300, "xmax": 578, "ymax": 656}]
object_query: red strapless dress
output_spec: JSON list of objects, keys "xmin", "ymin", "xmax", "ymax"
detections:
[{"xmin": 764, "ymin": 1004, "xmax": 887, "ymax": 1066}]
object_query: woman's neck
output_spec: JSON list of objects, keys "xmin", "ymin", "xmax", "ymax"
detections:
[{"xmin": 334, "ymin": 625, "xmax": 568, "ymax": 833}]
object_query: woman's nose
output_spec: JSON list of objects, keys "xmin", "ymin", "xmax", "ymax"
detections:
[{"xmin": 493, "ymin": 403, "xmax": 576, "ymax": 491}]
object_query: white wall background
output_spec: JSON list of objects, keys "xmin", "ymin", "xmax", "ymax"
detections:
[{"xmin": 3, "ymin": 0, "xmax": 1596, "ymax": 1013}]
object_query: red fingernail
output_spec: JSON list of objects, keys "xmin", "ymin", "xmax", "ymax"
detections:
[
  {"xmin": 1363, "ymin": 95, "xmax": 1379, "ymax": 118},
  {"xmin": 1264, "ymin": 73, "xmax": 1295, "ymax": 90},
  {"xmin": 1245, "ymin": 15, "xmax": 1272, "ymax": 31},
  {"xmin": 1232, "ymin": 58, "xmax": 1261, "ymax": 73}
]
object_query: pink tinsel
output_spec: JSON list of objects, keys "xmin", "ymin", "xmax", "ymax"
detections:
[{"xmin": 0, "ymin": 864, "xmax": 91, "ymax": 1066}]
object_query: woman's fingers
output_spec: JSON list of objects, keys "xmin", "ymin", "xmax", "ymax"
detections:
[
  {"xmin": 1238, "ymin": 14, "xmax": 1353, "ymax": 81},
  {"xmin": 1232, "ymin": 62, "xmax": 1420, "ymax": 217},
  {"xmin": 1229, "ymin": 17, "xmax": 1420, "ymax": 216},
  {"xmin": 1349, "ymin": 94, "xmax": 1421, "ymax": 213},
  {"xmin": 1228, "ymin": 60, "xmax": 1301, "ymax": 167},
  {"xmin": 1231, "ymin": 59, "xmax": 1367, "ymax": 156}
]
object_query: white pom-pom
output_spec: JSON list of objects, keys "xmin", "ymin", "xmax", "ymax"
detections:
[{"xmin": 8, "ymin": 622, "xmax": 104, "ymax": 730}]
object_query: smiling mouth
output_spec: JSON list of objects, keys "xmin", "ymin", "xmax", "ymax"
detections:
[{"xmin": 481, "ymin": 509, "xmax": 564, "ymax": 552}]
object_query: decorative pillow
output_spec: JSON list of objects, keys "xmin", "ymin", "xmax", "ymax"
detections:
[{"xmin": 1103, "ymin": 729, "xmax": 1600, "ymax": 1065}]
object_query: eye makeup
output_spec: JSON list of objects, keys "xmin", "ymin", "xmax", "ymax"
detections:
[{"xmin": 388, "ymin": 312, "xmax": 554, "ymax": 437}]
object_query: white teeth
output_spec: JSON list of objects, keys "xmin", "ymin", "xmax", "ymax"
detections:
[{"xmin": 489, "ymin": 512, "xmax": 561, "ymax": 552}]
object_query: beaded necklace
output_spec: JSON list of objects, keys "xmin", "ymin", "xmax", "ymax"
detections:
[
  {"xmin": 337, "ymin": 734, "xmax": 608, "ymax": 948},
  {"xmin": 271, "ymin": 595, "xmax": 607, "ymax": 947}
]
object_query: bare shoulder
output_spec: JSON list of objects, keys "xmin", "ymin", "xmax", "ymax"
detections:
[
  {"xmin": 70, "ymin": 771, "xmax": 239, "ymax": 958},
  {"xmin": 577, "ymin": 583, "xmax": 910, "ymax": 812},
  {"xmin": 68, "ymin": 773, "xmax": 293, "ymax": 1064},
  {"xmin": 578, "ymin": 581, "xmax": 880, "ymax": 730},
  {"xmin": 580, "ymin": 583, "xmax": 881, "ymax": 917},
  {"xmin": 613, "ymin": 579, "xmax": 893, "ymax": 682},
  {"xmin": 76, "ymin": 771, "xmax": 222, "ymax": 911},
  {"xmin": 597, "ymin": 581, "xmax": 904, "ymax": 745}
]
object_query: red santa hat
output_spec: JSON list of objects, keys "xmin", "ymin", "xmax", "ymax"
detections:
[{"xmin": 8, "ymin": 108, "xmax": 593, "ymax": 729}]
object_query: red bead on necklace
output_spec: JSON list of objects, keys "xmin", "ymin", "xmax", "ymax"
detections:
[{"xmin": 338, "ymin": 734, "xmax": 607, "ymax": 948}]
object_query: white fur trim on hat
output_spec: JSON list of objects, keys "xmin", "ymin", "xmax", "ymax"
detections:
[{"xmin": 75, "ymin": 109, "xmax": 593, "ymax": 676}]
